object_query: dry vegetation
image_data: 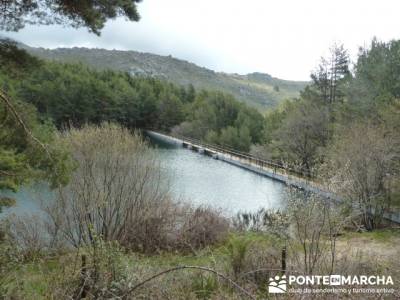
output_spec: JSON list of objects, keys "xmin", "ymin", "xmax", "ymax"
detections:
[{"xmin": 0, "ymin": 124, "xmax": 399, "ymax": 299}]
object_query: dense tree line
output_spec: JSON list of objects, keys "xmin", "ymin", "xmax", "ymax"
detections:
[
  {"xmin": 0, "ymin": 39, "xmax": 266, "ymax": 191},
  {"xmin": 1, "ymin": 37, "xmax": 399, "ymax": 230},
  {"xmin": 15, "ymin": 61, "xmax": 190, "ymax": 129},
  {"xmin": 0, "ymin": 41, "xmax": 71, "ymax": 191},
  {"xmin": 256, "ymin": 40, "xmax": 400, "ymax": 230},
  {"xmin": 171, "ymin": 90, "xmax": 264, "ymax": 151},
  {"xmin": 7, "ymin": 47, "xmax": 265, "ymax": 150}
]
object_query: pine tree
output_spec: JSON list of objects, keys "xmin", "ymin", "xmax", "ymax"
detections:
[
  {"xmin": 311, "ymin": 43, "xmax": 350, "ymax": 105},
  {"xmin": 0, "ymin": 0, "xmax": 141, "ymax": 35}
]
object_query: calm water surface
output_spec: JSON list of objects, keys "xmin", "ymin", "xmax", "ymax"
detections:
[
  {"xmin": 1, "ymin": 136, "xmax": 288, "ymax": 217},
  {"xmin": 149, "ymin": 135, "xmax": 287, "ymax": 215}
]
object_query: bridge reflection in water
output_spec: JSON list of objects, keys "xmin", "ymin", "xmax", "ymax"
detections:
[
  {"xmin": 145, "ymin": 130, "xmax": 290, "ymax": 215},
  {"xmin": 146, "ymin": 130, "xmax": 328, "ymax": 196},
  {"xmin": 146, "ymin": 130, "xmax": 400, "ymax": 224}
]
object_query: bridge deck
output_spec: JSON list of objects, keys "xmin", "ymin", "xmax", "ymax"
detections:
[
  {"xmin": 147, "ymin": 130, "xmax": 326, "ymax": 192},
  {"xmin": 146, "ymin": 130, "xmax": 400, "ymax": 224}
]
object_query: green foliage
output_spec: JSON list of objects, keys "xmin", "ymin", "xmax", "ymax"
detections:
[
  {"xmin": 347, "ymin": 38, "xmax": 400, "ymax": 119},
  {"xmin": 219, "ymin": 126, "xmax": 251, "ymax": 152},
  {"xmin": 0, "ymin": 196, "xmax": 16, "ymax": 213},
  {"xmin": 0, "ymin": 238, "xmax": 24, "ymax": 295},
  {"xmin": 82, "ymin": 237, "xmax": 127, "ymax": 298},
  {"xmin": 0, "ymin": 95, "xmax": 72, "ymax": 191},
  {"xmin": 259, "ymin": 39, "xmax": 400, "ymax": 228},
  {"xmin": 0, "ymin": 39, "xmax": 42, "ymax": 76},
  {"xmin": 12, "ymin": 60, "xmax": 196, "ymax": 131},
  {"xmin": 0, "ymin": 148, "xmax": 27, "ymax": 191},
  {"xmin": 219, "ymin": 127, "xmax": 240, "ymax": 149},
  {"xmin": 191, "ymin": 274, "xmax": 219, "ymax": 299},
  {"xmin": 226, "ymin": 236, "xmax": 250, "ymax": 280},
  {"xmin": 24, "ymin": 45, "xmax": 307, "ymax": 109},
  {"xmin": 3, "ymin": 49, "xmax": 265, "ymax": 153},
  {"xmin": 310, "ymin": 43, "xmax": 350, "ymax": 106},
  {"xmin": 0, "ymin": 0, "xmax": 141, "ymax": 35},
  {"xmin": 1, "ymin": 227, "xmax": 398, "ymax": 299},
  {"xmin": 262, "ymin": 100, "xmax": 294, "ymax": 144},
  {"xmin": 0, "ymin": 42, "xmax": 73, "ymax": 191},
  {"xmin": 261, "ymin": 44, "xmax": 350, "ymax": 172},
  {"xmin": 176, "ymin": 91, "xmax": 264, "ymax": 151},
  {"xmin": 0, "ymin": 44, "xmax": 268, "ymax": 193},
  {"xmin": 262, "ymin": 40, "xmax": 400, "ymax": 175},
  {"xmin": 273, "ymin": 101, "xmax": 330, "ymax": 172}
]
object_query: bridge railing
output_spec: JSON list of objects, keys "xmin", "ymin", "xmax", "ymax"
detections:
[{"xmin": 148, "ymin": 129, "xmax": 314, "ymax": 179}]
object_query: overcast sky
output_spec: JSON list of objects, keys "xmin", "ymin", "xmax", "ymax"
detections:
[{"xmin": 2, "ymin": 0, "xmax": 400, "ymax": 80}]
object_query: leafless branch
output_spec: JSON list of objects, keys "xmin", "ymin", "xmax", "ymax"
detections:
[{"xmin": 123, "ymin": 265, "xmax": 256, "ymax": 300}]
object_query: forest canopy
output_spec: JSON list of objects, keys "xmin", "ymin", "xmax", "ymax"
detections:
[
  {"xmin": 256, "ymin": 40, "xmax": 400, "ymax": 230},
  {"xmin": 0, "ymin": 37, "xmax": 399, "ymax": 230},
  {"xmin": 0, "ymin": 39, "xmax": 266, "ymax": 190}
]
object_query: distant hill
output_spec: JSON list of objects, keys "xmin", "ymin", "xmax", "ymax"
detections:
[{"xmin": 22, "ymin": 45, "xmax": 308, "ymax": 110}]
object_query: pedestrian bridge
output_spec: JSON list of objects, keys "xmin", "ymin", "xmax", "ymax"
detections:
[
  {"xmin": 146, "ymin": 130, "xmax": 400, "ymax": 225},
  {"xmin": 147, "ymin": 130, "xmax": 329, "ymax": 195}
]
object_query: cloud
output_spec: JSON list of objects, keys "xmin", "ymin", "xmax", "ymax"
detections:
[{"xmin": 2, "ymin": 0, "xmax": 400, "ymax": 80}]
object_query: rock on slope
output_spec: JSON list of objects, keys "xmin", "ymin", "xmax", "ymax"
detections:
[{"xmin": 23, "ymin": 45, "xmax": 308, "ymax": 110}]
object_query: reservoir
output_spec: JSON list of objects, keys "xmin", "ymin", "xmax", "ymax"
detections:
[{"xmin": 0, "ymin": 134, "xmax": 288, "ymax": 218}]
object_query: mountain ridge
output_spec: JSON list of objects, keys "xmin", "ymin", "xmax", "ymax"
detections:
[{"xmin": 21, "ymin": 44, "xmax": 308, "ymax": 109}]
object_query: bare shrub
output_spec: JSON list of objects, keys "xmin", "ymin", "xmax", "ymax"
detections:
[
  {"xmin": 233, "ymin": 208, "xmax": 290, "ymax": 235},
  {"xmin": 45, "ymin": 123, "xmax": 173, "ymax": 251},
  {"xmin": 239, "ymin": 240, "xmax": 282, "ymax": 288},
  {"xmin": 15, "ymin": 237, "xmax": 131, "ymax": 300},
  {"xmin": 0, "ymin": 226, "xmax": 25, "ymax": 295},
  {"xmin": 321, "ymin": 123, "xmax": 399, "ymax": 230},
  {"xmin": 178, "ymin": 206, "xmax": 229, "ymax": 252},
  {"xmin": 43, "ymin": 123, "xmax": 229, "ymax": 254},
  {"xmin": 3, "ymin": 214, "xmax": 49, "ymax": 258},
  {"xmin": 123, "ymin": 197, "xmax": 181, "ymax": 253},
  {"xmin": 76, "ymin": 238, "xmax": 128, "ymax": 299},
  {"xmin": 222, "ymin": 235, "xmax": 283, "ymax": 294},
  {"xmin": 286, "ymin": 192, "xmax": 346, "ymax": 275}
]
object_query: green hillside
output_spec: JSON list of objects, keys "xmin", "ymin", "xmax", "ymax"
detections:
[{"xmin": 22, "ymin": 45, "xmax": 308, "ymax": 110}]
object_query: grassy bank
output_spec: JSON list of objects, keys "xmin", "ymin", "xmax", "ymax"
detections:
[{"xmin": 1, "ymin": 230, "xmax": 399, "ymax": 299}]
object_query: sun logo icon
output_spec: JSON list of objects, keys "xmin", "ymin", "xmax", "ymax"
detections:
[{"xmin": 268, "ymin": 275, "xmax": 287, "ymax": 293}]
